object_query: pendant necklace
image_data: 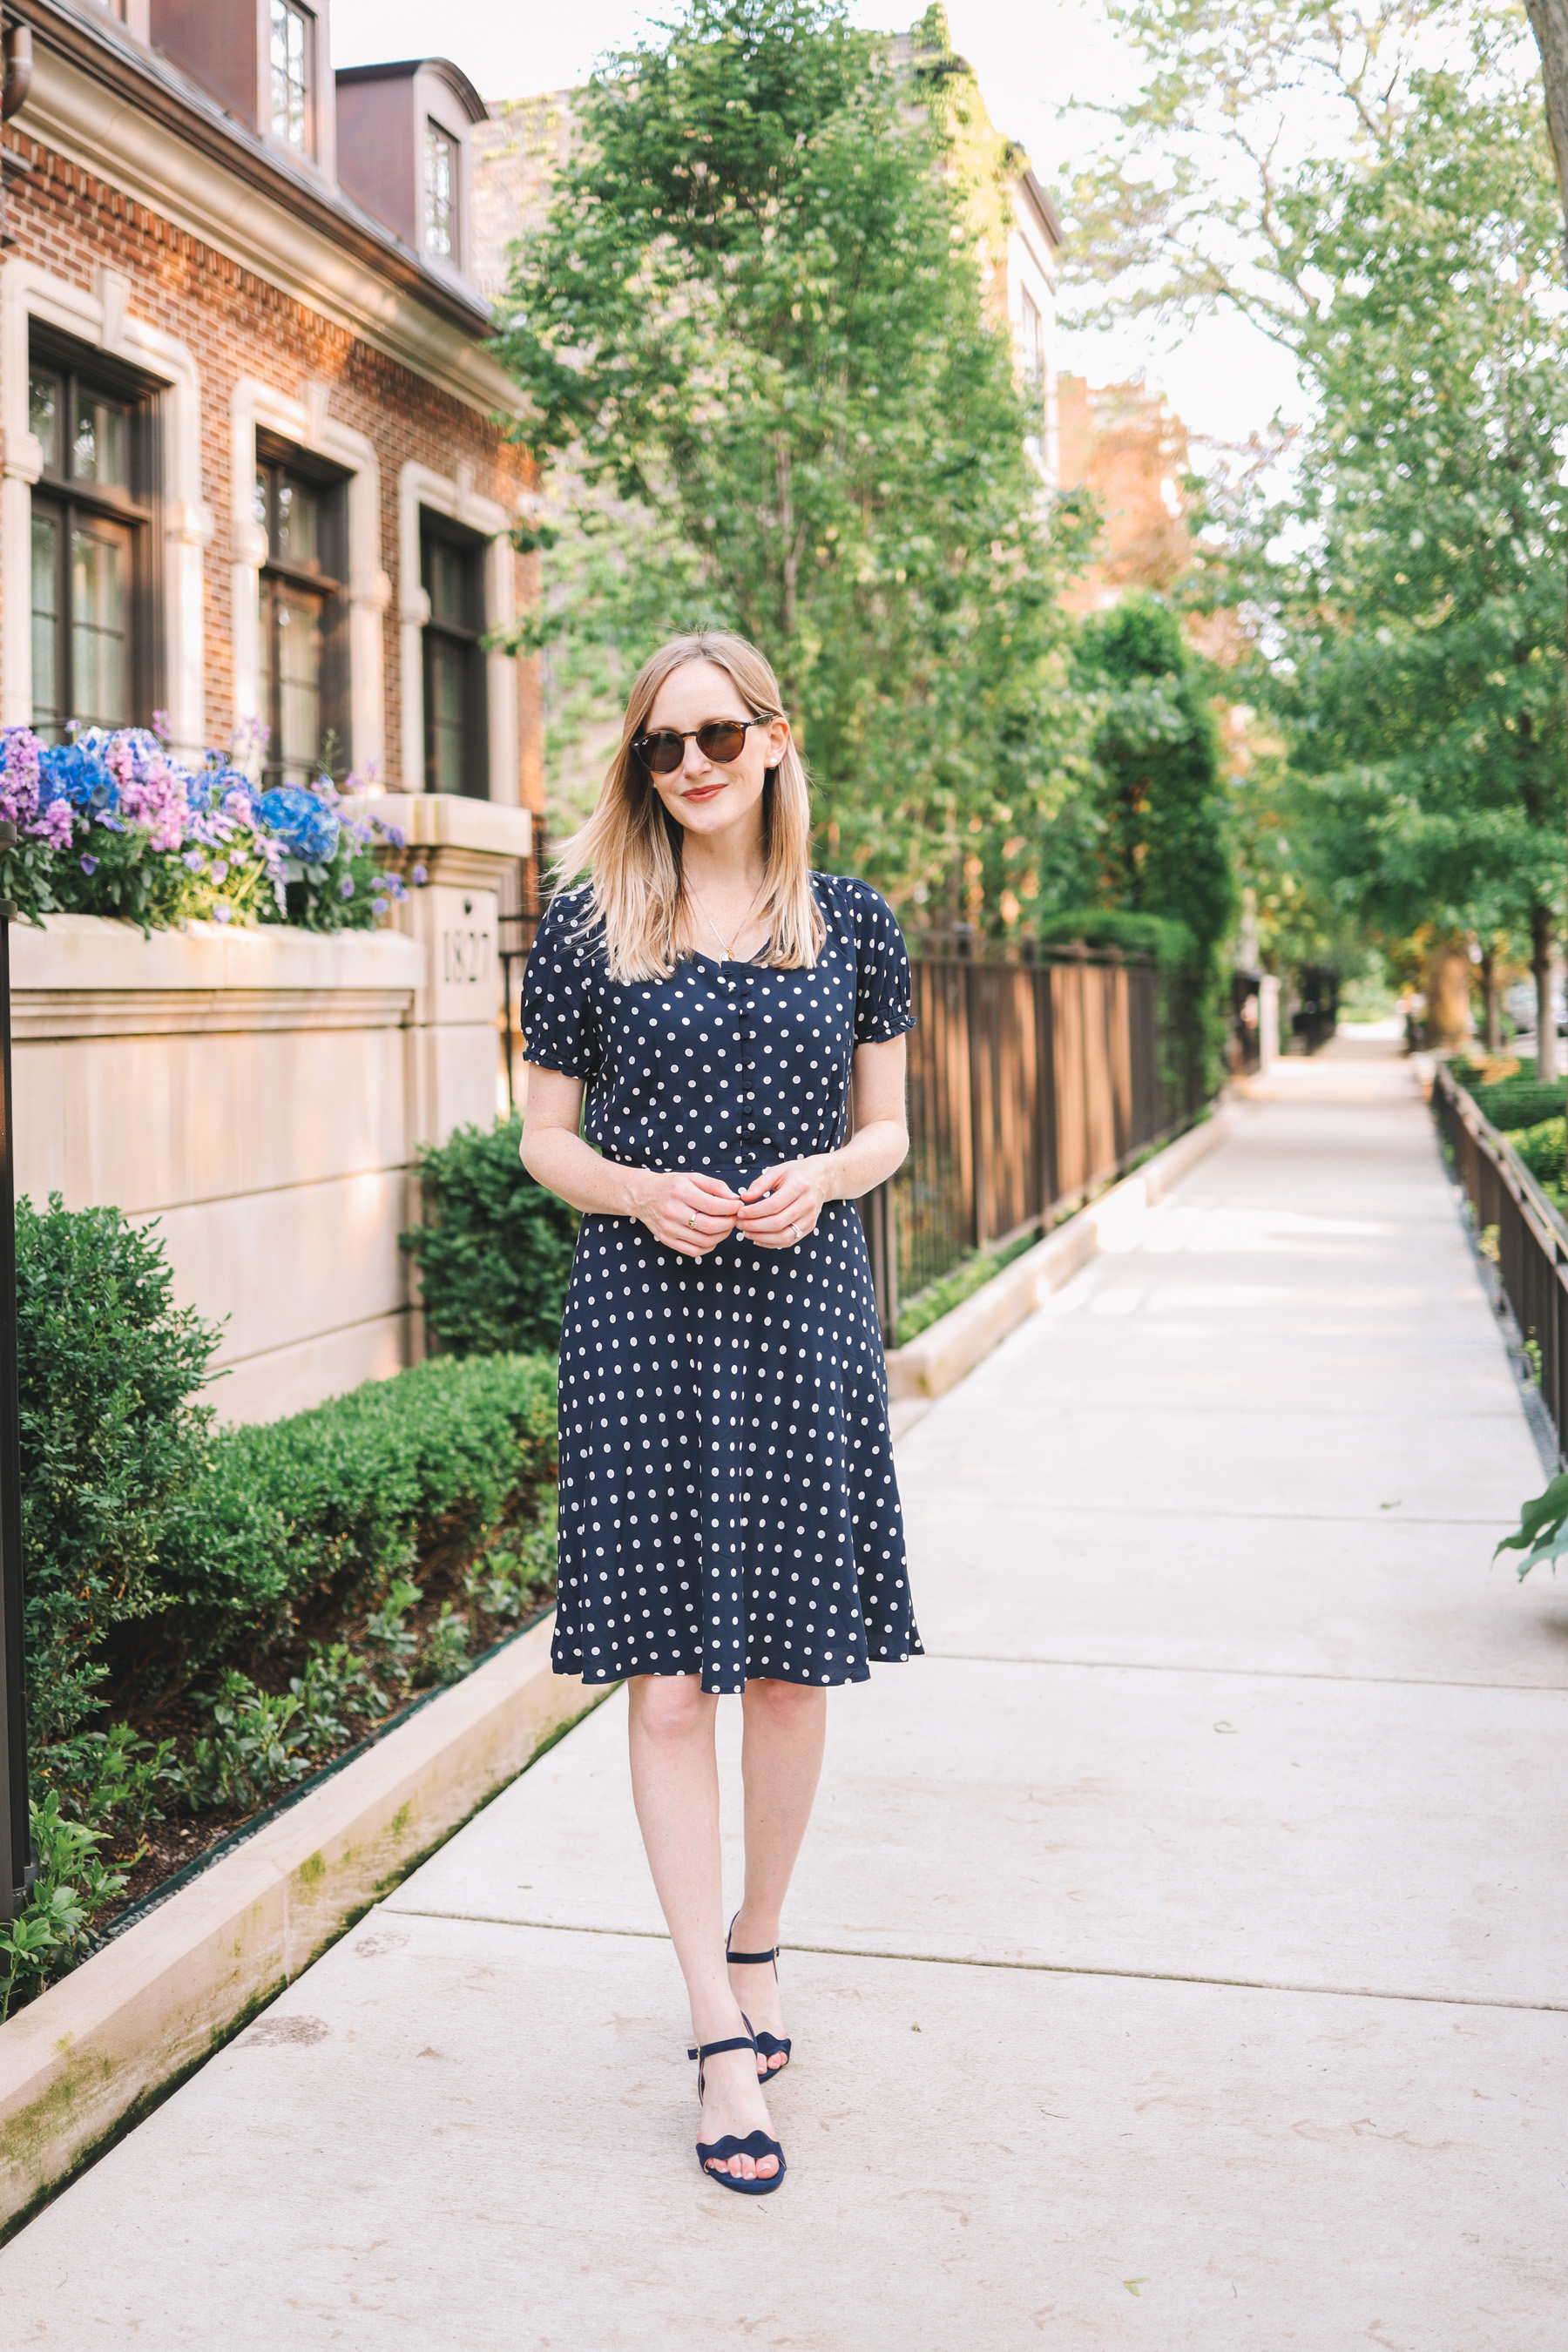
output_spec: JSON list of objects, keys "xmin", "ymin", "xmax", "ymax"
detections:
[{"xmin": 686, "ymin": 874, "xmax": 763, "ymax": 963}]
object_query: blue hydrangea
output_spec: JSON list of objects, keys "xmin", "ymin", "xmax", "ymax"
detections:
[
  {"xmin": 255, "ymin": 786, "xmax": 340, "ymax": 866},
  {"xmin": 39, "ymin": 740, "xmax": 118, "ymax": 814}
]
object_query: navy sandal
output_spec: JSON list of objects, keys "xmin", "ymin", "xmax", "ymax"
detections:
[
  {"xmin": 727, "ymin": 1913, "xmax": 792, "ymax": 2079},
  {"xmin": 687, "ymin": 2025, "xmax": 787, "ymax": 2196}
]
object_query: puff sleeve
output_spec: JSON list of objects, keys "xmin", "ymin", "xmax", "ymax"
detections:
[
  {"xmin": 847, "ymin": 879, "xmax": 916, "ymax": 1044},
  {"xmin": 519, "ymin": 889, "xmax": 602, "ymax": 1081}
]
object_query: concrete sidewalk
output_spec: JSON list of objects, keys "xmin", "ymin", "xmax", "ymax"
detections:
[{"xmin": 4, "ymin": 1043, "xmax": 1566, "ymax": 2348}]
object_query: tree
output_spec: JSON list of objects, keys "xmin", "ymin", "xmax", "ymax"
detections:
[
  {"xmin": 1065, "ymin": 0, "xmax": 1564, "ymax": 1059},
  {"xmin": 1238, "ymin": 72, "xmax": 1567, "ymax": 1051},
  {"xmin": 497, "ymin": 0, "xmax": 1093, "ymax": 929},
  {"xmin": 1073, "ymin": 598, "xmax": 1235, "ymax": 981}
]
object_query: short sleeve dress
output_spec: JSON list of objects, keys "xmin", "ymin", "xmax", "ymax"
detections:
[{"xmin": 520, "ymin": 870, "xmax": 923, "ymax": 1696}]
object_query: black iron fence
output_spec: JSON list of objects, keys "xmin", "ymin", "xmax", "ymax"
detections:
[
  {"xmin": 1432, "ymin": 1060, "xmax": 1568, "ymax": 1466},
  {"xmin": 504, "ymin": 907, "xmax": 1210, "ymax": 1346},
  {"xmin": 860, "ymin": 940, "xmax": 1208, "ymax": 1341}
]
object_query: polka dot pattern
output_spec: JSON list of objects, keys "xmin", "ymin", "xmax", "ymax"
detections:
[{"xmin": 520, "ymin": 872, "xmax": 923, "ymax": 1695}]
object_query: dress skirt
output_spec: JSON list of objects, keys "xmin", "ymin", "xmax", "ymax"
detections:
[{"xmin": 551, "ymin": 1194, "xmax": 921, "ymax": 1694}]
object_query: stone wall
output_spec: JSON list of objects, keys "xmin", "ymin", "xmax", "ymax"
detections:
[{"xmin": 11, "ymin": 803, "xmax": 530, "ymax": 1425}]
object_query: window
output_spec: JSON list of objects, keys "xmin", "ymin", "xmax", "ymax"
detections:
[
  {"xmin": 421, "ymin": 519, "xmax": 486, "ymax": 795},
  {"xmin": 424, "ymin": 121, "xmax": 459, "ymax": 261},
  {"xmin": 28, "ymin": 354, "xmax": 156, "ymax": 740},
  {"xmin": 254, "ymin": 445, "xmax": 347, "ymax": 786},
  {"xmin": 270, "ymin": 1, "xmax": 313, "ymax": 153}
]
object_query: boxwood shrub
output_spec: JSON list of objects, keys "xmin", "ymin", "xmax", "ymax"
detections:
[{"xmin": 402, "ymin": 1112, "xmax": 579, "ymax": 1356}]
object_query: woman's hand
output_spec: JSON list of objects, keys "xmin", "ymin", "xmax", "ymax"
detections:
[
  {"xmin": 734, "ymin": 1159, "xmax": 832, "ymax": 1250},
  {"xmin": 632, "ymin": 1171, "xmax": 741, "ymax": 1260}
]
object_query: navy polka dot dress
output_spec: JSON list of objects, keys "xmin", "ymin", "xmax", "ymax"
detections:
[{"xmin": 520, "ymin": 871, "xmax": 923, "ymax": 1696}]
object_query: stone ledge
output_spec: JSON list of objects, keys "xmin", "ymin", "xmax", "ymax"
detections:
[
  {"xmin": 884, "ymin": 1107, "xmax": 1239, "ymax": 1401},
  {"xmin": 355, "ymin": 794, "xmax": 532, "ymax": 861},
  {"xmin": 0, "ymin": 1618, "xmax": 611, "ymax": 2237},
  {"xmin": 10, "ymin": 914, "xmax": 425, "ymax": 998}
]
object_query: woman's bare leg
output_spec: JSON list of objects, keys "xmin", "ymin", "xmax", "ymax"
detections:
[
  {"xmin": 626, "ymin": 1673, "xmax": 778, "ymax": 2180},
  {"xmin": 729, "ymin": 1679, "xmax": 828, "ymax": 2069}
]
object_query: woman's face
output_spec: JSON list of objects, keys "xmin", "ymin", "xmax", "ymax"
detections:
[{"xmin": 641, "ymin": 659, "xmax": 791, "ymax": 845}]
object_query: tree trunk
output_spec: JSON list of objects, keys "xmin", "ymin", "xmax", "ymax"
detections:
[
  {"xmin": 1528, "ymin": 0, "xmax": 1568, "ymax": 267},
  {"xmin": 1479, "ymin": 945, "xmax": 1501, "ymax": 1051},
  {"xmin": 1532, "ymin": 904, "xmax": 1560, "ymax": 1082},
  {"xmin": 1424, "ymin": 942, "xmax": 1473, "ymax": 1053}
]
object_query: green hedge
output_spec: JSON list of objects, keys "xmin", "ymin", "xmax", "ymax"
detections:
[
  {"xmin": 1451, "ymin": 1056, "xmax": 1564, "ymax": 1132},
  {"xmin": 402, "ymin": 1112, "xmax": 579, "ymax": 1356},
  {"xmin": 19, "ymin": 1193, "xmax": 558, "ymax": 1752},
  {"xmin": 1032, "ymin": 907, "xmax": 1198, "ymax": 970},
  {"xmin": 159, "ymin": 1353, "xmax": 558, "ymax": 1680}
]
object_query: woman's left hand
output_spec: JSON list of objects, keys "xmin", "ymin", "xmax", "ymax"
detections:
[{"xmin": 735, "ymin": 1158, "xmax": 832, "ymax": 1249}]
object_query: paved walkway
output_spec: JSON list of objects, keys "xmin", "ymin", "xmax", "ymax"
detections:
[{"xmin": 5, "ymin": 1042, "xmax": 1567, "ymax": 2347}]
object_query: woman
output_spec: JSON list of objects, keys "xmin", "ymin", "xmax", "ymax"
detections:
[{"xmin": 518, "ymin": 631, "xmax": 920, "ymax": 2195}]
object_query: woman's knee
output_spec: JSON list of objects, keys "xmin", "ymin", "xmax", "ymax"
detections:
[
  {"xmin": 629, "ymin": 1673, "xmax": 712, "ymax": 1742},
  {"xmin": 743, "ymin": 1675, "xmax": 827, "ymax": 1724}
]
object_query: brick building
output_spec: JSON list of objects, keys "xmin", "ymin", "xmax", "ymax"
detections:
[{"xmin": 0, "ymin": 0, "xmax": 539, "ymax": 816}]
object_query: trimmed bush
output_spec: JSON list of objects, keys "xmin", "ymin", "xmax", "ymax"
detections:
[
  {"xmin": 1511, "ymin": 1116, "xmax": 1567, "ymax": 1192},
  {"xmin": 1032, "ymin": 907, "xmax": 1198, "ymax": 969},
  {"xmin": 402, "ymin": 1112, "xmax": 579, "ymax": 1356},
  {"xmin": 159, "ymin": 1352, "xmax": 558, "ymax": 1676},
  {"xmin": 18, "ymin": 1193, "xmax": 220, "ymax": 1751}
]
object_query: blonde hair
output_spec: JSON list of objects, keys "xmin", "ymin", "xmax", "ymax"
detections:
[{"xmin": 550, "ymin": 631, "xmax": 826, "ymax": 984}]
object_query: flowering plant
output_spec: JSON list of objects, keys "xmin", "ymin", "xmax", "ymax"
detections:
[{"xmin": 0, "ymin": 724, "xmax": 413, "ymax": 935}]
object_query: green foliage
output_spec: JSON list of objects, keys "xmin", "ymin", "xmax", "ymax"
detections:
[
  {"xmin": 0, "ymin": 1793, "xmax": 129, "ymax": 2022},
  {"xmin": 1032, "ymin": 906, "xmax": 1198, "ymax": 970},
  {"xmin": 1071, "ymin": 599, "xmax": 1236, "ymax": 977},
  {"xmin": 17, "ymin": 1193, "xmax": 221, "ymax": 1752},
  {"xmin": 170, "ymin": 1670, "xmax": 309, "ymax": 1814},
  {"xmin": 159, "ymin": 1352, "xmax": 560, "ymax": 1673},
  {"xmin": 1495, "ymin": 1470, "xmax": 1568, "ymax": 1578},
  {"xmin": 463, "ymin": 1490, "xmax": 559, "ymax": 1627},
  {"xmin": 497, "ymin": 0, "xmax": 1094, "ymax": 928},
  {"xmin": 1483, "ymin": 1086, "xmax": 1565, "ymax": 1131},
  {"xmin": 1257, "ymin": 69, "xmax": 1566, "ymax": 956},
  {"xmin": 1510, "ymin": 1116, "xmax": 1567, "ymax": 1189},
  {"xmin": 402, "ymin": 1115, "xmax": 580, "ymax": 1357},
  {"xmin": 892, "ymin": 1228, "xmax": 1041, "ymax": 1348}
]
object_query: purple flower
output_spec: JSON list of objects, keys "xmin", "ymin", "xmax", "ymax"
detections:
[
  {"xmin": 340, "ymin": 875, "xmax": 355, "ymax": 898},
  {"xmin": 386, "ymin": 825, "xmax": 406, "ymax": 849},
  {"xmin": 184, "ymin": 850, "xmax": 205, "ymax": 871},
  {"xmin": 213, "ymin": 902, "xmax": 233, "ymax": 924},
  {"xmin": 411, "ymin": 862, "xmax": 428, "ymax": 887},
  {"xmin": 79, "ymin": 855, "xmax": 98, "ymax": 875},
  {"xmin": 210, "ymin": 861, "xmax": 228, "ymax": 884}
]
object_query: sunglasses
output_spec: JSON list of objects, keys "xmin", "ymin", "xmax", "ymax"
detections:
[{"xmin": 632, "ymin": 715, "xmax": 774, "ymax": 775}]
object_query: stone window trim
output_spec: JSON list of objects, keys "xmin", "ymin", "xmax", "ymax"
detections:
[
  {"xmin": 231, "ymin": 377, "xmax": 391, "ymax": 780},
  {"xmin": 0, "ymin": 259, "xmax": 210, "ymax": 754},
  {"xmin": 397, "ymin": 460, "xmax": 518, "ymax": 802}
]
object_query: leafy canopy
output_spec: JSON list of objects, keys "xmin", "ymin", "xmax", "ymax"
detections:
[{"xmin": 497, "ymin": 0, "xmax": 1093, "ymax": 926}]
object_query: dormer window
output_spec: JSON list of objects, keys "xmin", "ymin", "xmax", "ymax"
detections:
[
  {"xmin": 336, "ymin": 58, "xmax": 487, "ymax": 283},
  {"xmin": 424, "ymin": 122, "xmax": 458, "ymax": 261},
  {"xmin": 270, "ymin": 1, "xmax": 314, "ymax": 153}
]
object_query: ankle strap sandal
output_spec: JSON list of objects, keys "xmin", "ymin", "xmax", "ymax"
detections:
[
  {"xmin": 727, "ymin": 1912, "xmax": 792, "ymax": 2078},
  {"xmin": 687, "ymin": 2027, "xmax": 787, "ymax": 2195}
]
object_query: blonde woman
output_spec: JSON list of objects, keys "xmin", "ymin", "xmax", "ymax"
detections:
[{"xmin": 518, "ymin": 631, "xmax": 920, "ymax": 2195}]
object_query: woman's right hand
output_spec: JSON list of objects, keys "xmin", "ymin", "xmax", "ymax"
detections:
[{"xmin": 632, "ymin": 1171, "xmax": 740, "ymax": 1259}]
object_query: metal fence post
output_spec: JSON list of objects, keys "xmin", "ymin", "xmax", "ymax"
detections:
[{"xmin": 0, "ymin": 823, "xmax": 30, "ymax": 1923}]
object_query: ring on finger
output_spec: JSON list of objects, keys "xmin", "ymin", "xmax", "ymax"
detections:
[{"xmin": 688, "ymin": 1209, "xmax": 697, "ymax": 1228}]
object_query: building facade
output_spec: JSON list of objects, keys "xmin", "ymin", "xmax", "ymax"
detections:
[{"xmin": 0, "ymin": 0, "xmax": 539, "ymax": 814}]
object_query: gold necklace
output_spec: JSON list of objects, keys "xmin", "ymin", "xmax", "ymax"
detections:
[{"xmin": 686, "ymin": 874, "xmax": 763, "ymax": 962}]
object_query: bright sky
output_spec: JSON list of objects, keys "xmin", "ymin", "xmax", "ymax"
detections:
[{"xmin": 330, "ymin": 0, "xmax": 1302, "ymax": 448}]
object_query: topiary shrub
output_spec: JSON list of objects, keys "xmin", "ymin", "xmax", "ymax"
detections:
[
  {"xmin": 17, "ymin": 1193, "xmax": 220, "ymax": 1753},
  {"xmin": 401, "ymin": 1112, "xmax": 579, "ymax": 1356}
]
